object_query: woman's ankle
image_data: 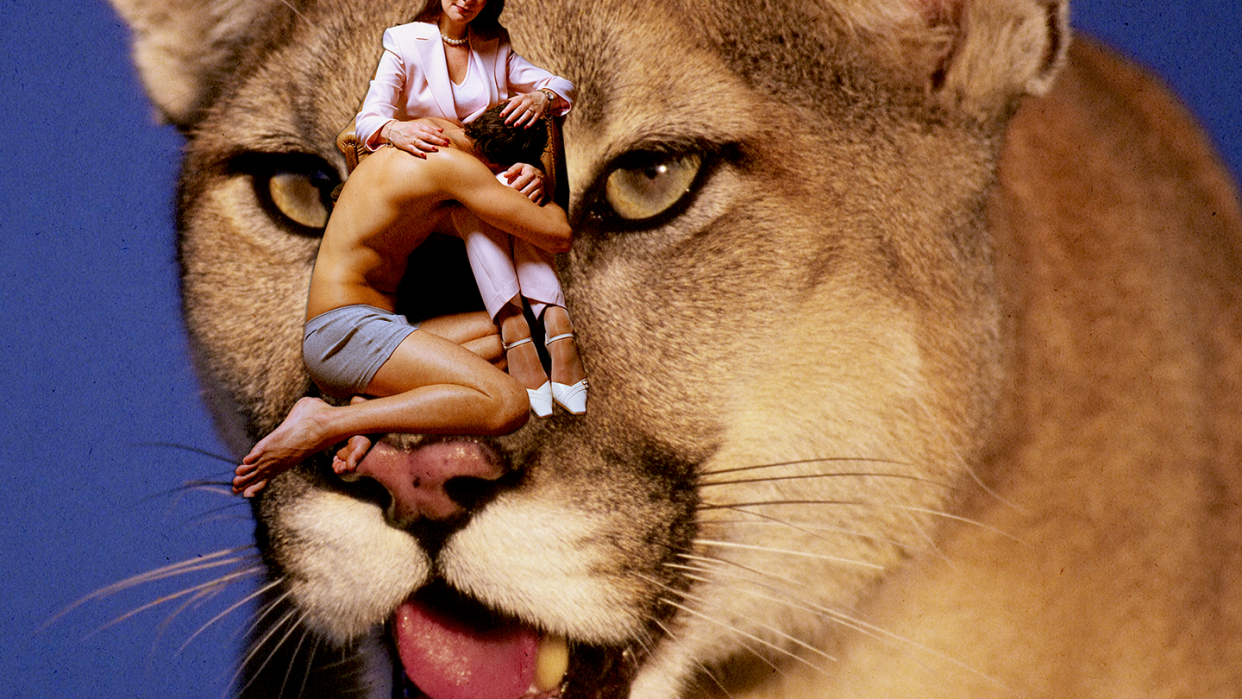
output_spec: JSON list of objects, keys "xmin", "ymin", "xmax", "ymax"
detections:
[
  {"xmin": 542, "ymin": 304, "xmax": 574, "ymax": 338},
  {"xmin": 499, "ymin": 306, "xmax": 532, "ymax": 346}
]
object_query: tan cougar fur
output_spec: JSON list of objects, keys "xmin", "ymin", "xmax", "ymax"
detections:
[{"xmin": 108, "ymin": 0, "xmax": 1242, "ymax": 696}]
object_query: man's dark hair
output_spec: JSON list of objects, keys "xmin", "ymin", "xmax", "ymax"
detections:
[{"xmin": 464, "ymin": 104, "xmax": 549, "ymax": 167}]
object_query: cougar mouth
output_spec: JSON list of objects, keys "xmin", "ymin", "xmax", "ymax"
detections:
[
  {"xmin": 282, "ymin": 431, "xmax": 659, "ymax": 699},
  {"xmin": 391, "ymin": 585, "xmax": 642, "ymax": 699}
]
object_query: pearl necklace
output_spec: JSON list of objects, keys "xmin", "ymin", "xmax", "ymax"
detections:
[{"xmin": 441, "ymin": 34, "xmax": 469, "ymax": 46}]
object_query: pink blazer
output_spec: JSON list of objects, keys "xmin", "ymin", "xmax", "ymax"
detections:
[{"xmin": 355, "ymin": 22, "xmax": 576, "ymax": 148}]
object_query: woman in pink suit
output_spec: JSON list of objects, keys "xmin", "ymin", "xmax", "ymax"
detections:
[{"xmin": 354, "ymin": 0, "xmax": 587, "ymax": 417}]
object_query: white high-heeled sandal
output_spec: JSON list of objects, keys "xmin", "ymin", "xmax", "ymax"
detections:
[
  {"xmin": 503, "ymin": 336, "xmax": 553, "ymax": 418},
  {"xmin": 545, "ymin": 332, "xmax": 588, "ymax": 415}
]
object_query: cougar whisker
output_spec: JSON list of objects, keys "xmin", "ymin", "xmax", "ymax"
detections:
[
  {"xmin": 231, "ymin": 608, "xmax": 302, "ymax": 698},
  {"xmin": 152, "ymin": 567, "xmax": 246, "ymax": 648},
  {"xmin": 669, "ymin": 553, "xmax": 1012, "ymax": 691},
  {"xmin": 273, "ymin": 0, "xmax": 308, "ymax": 22},
  {"xmin": 648, "ymin": 617, "xmax": 737, "ymax": 699},
  {"xmin": 697, "ymin": 504, "xmax": 907, "ymax": 547},
  {"xmin": 697, "ymin": 471, "xmax": 954, "ymax": 490},
  {"xmin": 177, "ymin": 505, "xmax": 257, "ymax": 530},
  {"xmin": 296, "ymin": 635, "xmax": 321, "ymax": 699},
  {"xmin": 896, "ymin": 505, "xmax": 1028, "ymax": 545},
  {"xmin": 691, "ymin": 537, "xmax": 882, "ymax": 569},
  {"xmin": 667, "ymin": 557, "xmax": 927, "ymax": 665},
  {"xmin": 236, "ymin": 588, "xmax": 295, "ymax": 646},
  {"xmin": 911, "ymin": 395, "xmax": 1024, "ymax": 514},
  {"xmin": 179, "ymin": 576, "xmax": 286, "ymax": 653},
  {"xmin": 697, "ymin": 498, "xmax": 867, "ymax": 511},
  {"xmin": 658, "ymin": 596, "xmax": 834, "ymax": 677},
  {"xmin": 699, "ymin": 499, "xmax": 1026, "ymax": 544},
  {"xmin": 314, "ymin": 640, "xmax": 364, "ymax": 671},
  {"xmin": 134, "ymin": 441, "xmax": 238, "ymax": 465},
  {"xmin": 650, "ymin": 572, "xmax": 840, "ymax": 667},
  {"xmin": 276, "ymin": 624, "xmax": 314, "ymax": 699},
  {"xmin": 89, "ymin": 564, "xmax": 264, "ymax": 636},
  {"xmin": 697, "ymin": 456, "xmax": 914, "ymax": 478}
]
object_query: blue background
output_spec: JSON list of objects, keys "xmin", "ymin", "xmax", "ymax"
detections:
[{"xmin": 2, "ymin": 1, "xmax": 1238, "ymax": 697}]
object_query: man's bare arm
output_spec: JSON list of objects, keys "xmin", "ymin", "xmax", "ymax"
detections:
[{"xmin": 439, "ymin": 152, "xmax": 572, "ymax": 253}]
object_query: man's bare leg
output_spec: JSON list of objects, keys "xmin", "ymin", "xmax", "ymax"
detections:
[
  {"xmin": 239, "ymin": 311, "xmax": 506, "ymax": 484},
  {"xmin": 233, "ymin": 324, "xmax": 526, "ymax": 496},
  {"xmin": 334, "ymin": 434, "xmax": 373, "ymax": 474},
  {"xmin": 234, "ymin": 397, "xmax": 339, "ymax": 495},
  {"xmin": 420, "ymin": 310, "xmax": 507, "ymax": 366},
  {"xmin": 332, "ymin": 311, "xmax": 505, "ymax": 476},
  {"xmin": 333, "ymin": 397, "xmax": 374, "ymax": 475}
]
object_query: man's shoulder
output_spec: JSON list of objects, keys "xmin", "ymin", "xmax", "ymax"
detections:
[{"xmin": 427, "ymin": 147, "xmax": 493, "ymax": 182}]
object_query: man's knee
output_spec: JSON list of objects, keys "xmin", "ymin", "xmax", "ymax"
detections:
[{"xmin": 481, "ymin": 377, "xmax": 530, "ymax": 435}]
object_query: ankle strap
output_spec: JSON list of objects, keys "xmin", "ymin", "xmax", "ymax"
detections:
[
  {"xmin": 503, "ymin": 336, "xmax": 534, "ymax": 351},
  {"xmin": 544, "ymin": 332, "xmax": 575, "ymax": 346}
]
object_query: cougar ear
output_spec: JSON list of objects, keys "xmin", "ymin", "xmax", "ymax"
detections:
[
  {"xmin": 108, "ymin": 0, "xmax": 289, "ymax": 126},
  {"xmin": 873, "ymin": 0, "xmax": 1068, "ymax": 119}
]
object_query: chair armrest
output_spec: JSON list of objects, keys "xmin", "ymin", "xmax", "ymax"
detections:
[
  {"xmin": 335, "ymin": 123, "xmax": 367, "ymax": 173},
  {"xmin": 541, "ymin": 115, "xmax": 568, "ymax": 209}
]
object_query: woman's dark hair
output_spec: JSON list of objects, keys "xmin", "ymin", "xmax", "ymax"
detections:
[
  {"xmin": 464, "ymin": 104, "xmax": 549, "ymax": 167},
  {"xmin": 412, "ymin": 0, "xmax": 506, "ymax": 35}
]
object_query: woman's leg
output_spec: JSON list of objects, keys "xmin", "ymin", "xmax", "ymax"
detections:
[
  {"xmin": 512, "ymin": 240, "xmax": 565, "ymax": 319},
  {"xmin": 496, "ymin": 302, "xmax": 554, "ymax": 418},
  {"xmin": 506, "ymin": 241, "xmax": 582, "ymax": 405},
  {"xmin": 453, "ymin": 208, "xmax": 522, "ymax": 321},
  {"xmin": 542, "ymin": 304, "xmax": 588, "ymax": 414},
  {"xmin": 495, "ymin": 303, "xmax": 550, "ymax": 391}
]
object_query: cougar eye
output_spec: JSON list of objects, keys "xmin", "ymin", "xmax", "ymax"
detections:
[
  {"xmin": 269, "ymin": 172, "xmax": 331, "ymax": 229},
  {"xmin": 246, "ymin": 155, "xmax": 340, "ymax": 236},
  {"xmin": 602, "ymin": 152, "xmax": 703, "ymax": 223}
]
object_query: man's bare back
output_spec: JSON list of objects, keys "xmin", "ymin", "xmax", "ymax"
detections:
[
  {"xmin": 233, "ymin": 115, "xmax": 571, "ymax": 496},
  {"xmin": 306, "ymin": 119, "xmax": 570, "ymax": 320}
]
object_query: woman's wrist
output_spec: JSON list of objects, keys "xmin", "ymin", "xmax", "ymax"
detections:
[
  {"xmin": 366, "ymin": 120, "xmax": 394, "ymax": 149},
  {"xmin": 539, "ymin": 88, "xmax": 556, "ymax": 108}
]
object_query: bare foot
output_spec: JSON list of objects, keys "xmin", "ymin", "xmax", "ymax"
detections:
[
  {"xmin": 543, "ymin": 306, "xmax": 586, "ymax": 387},
  {"xmin": 233, "ymin": 397, "xmax": 335, "ymax": 497},
  {"xmin": 333, "ymin": 435, "xmax": 373, "ymax": 475},
  {"xmin": 330, "ymin": 395, "xmax": 374, "ymax": 475}
]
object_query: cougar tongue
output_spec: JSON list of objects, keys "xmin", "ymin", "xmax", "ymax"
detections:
[{"xmin": 394, "ymin": 597, "xmax": 539, "ymax": 699}]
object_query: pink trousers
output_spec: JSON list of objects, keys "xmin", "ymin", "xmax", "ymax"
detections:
[{"xmin": 450, "ymin": 208, "xmax": 565, "ymax": 321}]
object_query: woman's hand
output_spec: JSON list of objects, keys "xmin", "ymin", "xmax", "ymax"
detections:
[
  {"xmin": 500, "ymin": 91, "xmax": 551, "ymax": 128},
  {"xmin": 502, "ymin": 163, "xmax": 547, "ymax": 204},
  {"xmin": 383, "ymin": 119, "xmax": 451, "ymax": 158}
]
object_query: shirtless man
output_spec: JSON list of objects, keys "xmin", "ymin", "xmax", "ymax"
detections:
[{"xmin": 232, "ymin": 105, "xmax": 571, "ymax": 497}]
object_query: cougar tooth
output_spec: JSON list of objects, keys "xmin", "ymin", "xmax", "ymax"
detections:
[{"xmin": 534, "ymin": 635, "xmax": 569, "ymax": 694}]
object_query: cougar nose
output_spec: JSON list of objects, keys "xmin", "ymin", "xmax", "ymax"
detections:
[{"xmin": 355, "ymin": 440, "xmax": 507, "ymax": 522}]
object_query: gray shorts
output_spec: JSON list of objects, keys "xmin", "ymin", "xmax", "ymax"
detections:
[{"xmin": 303, "ymin": 304, "xmax": 419, "ymax": 397}]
